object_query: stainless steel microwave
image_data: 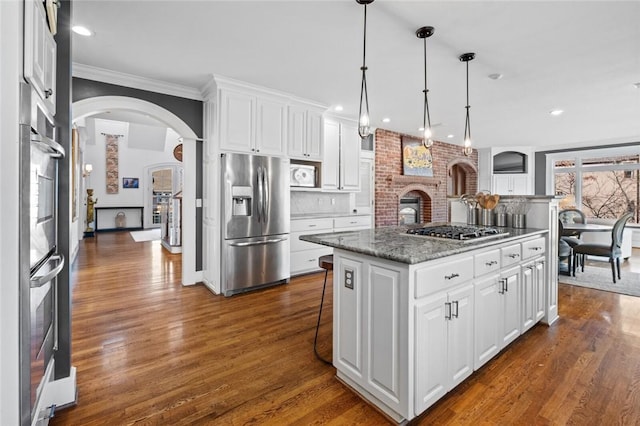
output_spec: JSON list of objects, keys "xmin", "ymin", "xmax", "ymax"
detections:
[{"xmin": 290, "ymin": 164, "xmax": 317, "ymax": 187}]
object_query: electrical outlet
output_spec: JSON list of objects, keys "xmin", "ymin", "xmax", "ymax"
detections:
[{"xmin": 344, "ymin": 268, "xmax": 354, "ymax": 289}]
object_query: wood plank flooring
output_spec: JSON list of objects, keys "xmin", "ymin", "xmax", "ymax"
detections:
[{"xmin": 52, "ymin": 234, "xmax": 640, "ymax": 425}]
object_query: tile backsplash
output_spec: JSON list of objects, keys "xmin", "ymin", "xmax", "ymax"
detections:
[{"xmin": 291, "ymin": 191, "xmax": 351, "ymax": 215}]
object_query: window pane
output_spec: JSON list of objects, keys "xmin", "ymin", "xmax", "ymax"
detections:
[
  {"xmin": 555, "ymin": 171, "xmax": 578, "ymax": 210},
  {"xmin": 582, "ymin": 154, "xmax": 639, "ymax": 167},
  {"xmin": 554, "ymin": 159, "xmax": 575, "ymax": 168},
  {"xmin": 581, "ymin": 169, "xmax": 638, "ymax": 223}
]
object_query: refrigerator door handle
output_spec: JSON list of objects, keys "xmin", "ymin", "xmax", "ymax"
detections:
[
  {"xmin": 262, "ymin": 167, "xmax": 269, "ymax": 222},
  {"xmin": 229, "ymin": 237, "xmax": 287, "ymax": 247},
  {"xmin": 30, "ymin": 254, "xmax": 65, "ymax": 288},
  {"xmin": 256, "ymin": 166, "xmax": 264, "ymax": 222}
]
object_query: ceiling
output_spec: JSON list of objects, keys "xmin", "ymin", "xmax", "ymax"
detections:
[{"xmin": 72, "ymin": 1, "xmax": 640, "ymax": 151}]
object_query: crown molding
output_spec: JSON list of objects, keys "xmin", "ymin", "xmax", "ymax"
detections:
[{"xmin": 72, "ymin": 63, "xmax": 203, "ymax": 101}]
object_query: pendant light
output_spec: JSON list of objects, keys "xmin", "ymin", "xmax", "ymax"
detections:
[
  {"xmin": 416, "ymin": 26, "xmax": 435, "ymax": 148},
  {"xmin": 356, "ymin": 0, "xmax": 374, "ymax": 139},
  {"xmin": 460, "ymin": 52, "xmax": 475, "ymax": 156}
]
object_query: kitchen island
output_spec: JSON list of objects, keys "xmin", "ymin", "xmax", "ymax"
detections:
[{"xmin": 301, "ymin": 223, "xmax": 555, "ymax": 423}]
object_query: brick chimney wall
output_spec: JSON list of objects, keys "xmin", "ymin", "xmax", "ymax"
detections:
[{"xmin": 374, "ymin": 128, "xmax": 478, "ymax": 227}]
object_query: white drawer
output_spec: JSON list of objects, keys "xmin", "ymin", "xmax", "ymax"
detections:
[
  {"xmin": 334, "ymin": 215, "xmax": 371, "ymax": 229},
  {"xmin": 522, "ymin": 237, "xmax": 546, "ymax": 260},
  {"xmin": 291, "ymin": 230, "xmax": 331, "ymax": 252},
  {"xmin": 291, "ymin": 217, "xmax": 333, "ymax": 232},
  {"xmin": 501, "ymin": 244, "xmax": 522, "ymax": 267},
  {"xmin": 415, "ymin": 257, "xmax": 473, "ymax": 298},
  {"xmin": 290, "ymin": 247, "xmax": 333, "ymax": 275},
  {"xmin": 474, "ymin": 249, "xmax": 501, "ymax": 277}
]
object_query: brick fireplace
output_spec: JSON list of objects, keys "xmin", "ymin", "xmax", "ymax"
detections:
[{"xmin": 374, "ymin": 129, "xmax": 478, "ymax": 227}]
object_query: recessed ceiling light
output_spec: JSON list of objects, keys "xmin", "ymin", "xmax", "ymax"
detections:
[
  {"xmin": 633, "ymin": 82, "xmax": 640, "ymax": 89},
  {"xmin": 550, "ymin": 109, "xmax": 564, "ymax": 116},
  {"xmin": 447, "ymin": 134, "xmax": 454, "ymax": 138},
  {"xmin": 334, "ymin": 105, "xmax": 344, "ymax": 112},
  {"xmin": 382, "ymin": 117, "xmax": 390, "ymax": 123},
  {"xmin": 418, "ymin": 127, "xmax": 424, "ymax": 131},
  {"xmin": 488, "ymin": 73, "xmax": 503, "ymax": 80},
  {"xmin": 72, "ymin": 25, "xmax": 93, "ymax": 36}
]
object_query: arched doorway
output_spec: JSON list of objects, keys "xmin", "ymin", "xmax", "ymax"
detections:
[
  {"xmin": 447, "ymin": 158, "xmax": 478, "ymax": 197},
  {"xmin": 73, "ymin": 96, "xmax": 199, "ymax": 285}
]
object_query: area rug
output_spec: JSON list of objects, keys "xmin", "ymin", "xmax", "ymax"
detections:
[
  {"xmin": 130, "ymin": 228, "xmax": 161, "ymax": 242},
  {"xmin": 559, "ymin": 267, "xmax": 640, "ymax": 297}
]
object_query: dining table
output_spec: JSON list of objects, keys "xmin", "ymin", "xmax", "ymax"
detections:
[{"xmin": 562, "ymin": 223, "xmax": 612, "ymax": 233}]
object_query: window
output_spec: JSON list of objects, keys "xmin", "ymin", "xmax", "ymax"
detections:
[{"xmin": 551, "ymin": 149, "xmax": 639, "ymax": 224}]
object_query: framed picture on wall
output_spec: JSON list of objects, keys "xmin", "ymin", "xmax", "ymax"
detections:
[
  {"xmin": 123, "ymin": 177, "xmax": 139, "ymax": 189},
  {"xmin": 402, "ymin": 136, "xmax": 433, "ymax": 177}
]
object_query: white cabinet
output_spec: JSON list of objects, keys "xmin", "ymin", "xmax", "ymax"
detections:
[
  {"xmin": 522, "ymin": 257, "xmax": 546, "ymax": 332},
  {"xmin": 287, "ymin": 104, "xmax": 323, "ymax": 161},
  {"xmin": 218, "ymin": 87, "xmax": 288, "ymax": 156},
  {"xmin": 290, "ymin": 218, "xmax": 333, "ymax": 275},
  {"xmin": 24, "ymin": 0, "xmax": 57, "ymax": 115},
  {"xmin": 355, "ymin": 154, "xmax": 374, "ymax": 216},
  {"xmin": 500, "ymin": 266, "xmax": 521, "ymax": 348},
  {"xmin": 493, "ymin": 174, "xmax": 530, "ymax": 195},
  {"xmin": 415, "ymin": 283, "xmax": 474, "ymax": 413},
  {"xmin": 323, "ymin": 118, "xmax": 361, "ymax": 191}
]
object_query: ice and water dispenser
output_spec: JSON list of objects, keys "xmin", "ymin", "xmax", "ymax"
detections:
[{"xmin": 231, "ymin": 186, "xmax": 252, "ymax": 216}]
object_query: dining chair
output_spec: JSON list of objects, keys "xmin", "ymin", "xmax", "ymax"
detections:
[
  {"xmin": 559, "ymin": 208, "xmax": 586, "ymax": 238},
  {"xmin": 572, "ymin": 212, "xmax": 634, "ymax": 283},
  {"xmin": 559, "ymin": 220, "xmax": 583, "ymax": 269}
]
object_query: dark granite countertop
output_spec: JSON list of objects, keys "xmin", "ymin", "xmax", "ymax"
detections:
[{"xmin": 300, "ymin": 223, "xmax": 547, "ymax": 265}]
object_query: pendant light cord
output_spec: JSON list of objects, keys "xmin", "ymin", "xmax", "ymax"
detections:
[
  {"xmin": 464, "ymin": 59, "xmax": 471, "ymax": 143},
  {"xmin": 423, "ymin": 37, "xmax": 431, "ymax": 136},
  {"xmin": 358, "ymin": 3, "xmax": 371, "ymax": 139}
]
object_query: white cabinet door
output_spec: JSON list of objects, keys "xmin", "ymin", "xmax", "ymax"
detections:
[
  {"xmin": 255, "ymin": 97, "xmax": 287, "ymax": 156},
  {"xmin": 355, "ymin": 157, "xmax": 374, "ymax": 215},
  {"xmin": 24, "ymin": 0, "xmax": 57, "ymax": 114},
  {"xmin": 340, "ymin": 122, "xmax": 361, "ymax": 191},
  {"xmin": 521, "ymin": 263, "xmax": 536, "ymax": 332},
  {"xmin": 511, "ymin": 175, "xmax": 530, "ymax": 194},
  {"xmin": 534, "ymin": 259, "xmax": 546, "ymax": 322},
  {"xmin": 306, "ymin": 109, "xmax": 323, "ymax": 160},
  {"xmin": 287, "ymin": 106, "xmax": 307, "ymax": 158},
  {"xmin": 492, "ymin": 174, "xmax": 530, "ymax": 195},
  {"xmin": 447, "ymin": 283, "xmax": 474, "ymax": 388},
  {"xmin": 415, "ymin": 292, "xmax": 448, "ymax": 414},
  {"xmin": 492, "ymin": 175, "xmax": 512, "ymax": 195},
  {"xmin": 322, "ymin": 119, "xmax": 340, "ymax": 190},
  {"xmin": 473, "ymin": 274, "xmax": 501, "ymax": 369},
  {"xmin": 219, "ymin": 89, "xmax": 255, "ymax": 153},
  {"xmin": 415, "ymin": 283, "xmax": 474, "ymax": 414},
  {"xmin": 500, "ymin": 267, "xmax": 521, "ymax": 348}
]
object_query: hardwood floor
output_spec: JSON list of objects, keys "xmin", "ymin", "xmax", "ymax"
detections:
[{"xmin": 52, "ymin": 233, "xmax": 640, "ymax": 425}]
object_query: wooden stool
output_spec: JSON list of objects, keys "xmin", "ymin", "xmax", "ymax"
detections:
[{"xmin": 314, "ymin": 254, "xmax": 333, "ymax": 364}]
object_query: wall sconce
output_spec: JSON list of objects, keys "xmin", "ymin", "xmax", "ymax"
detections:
[{"xmin": 83, "ymin": 163, "xmax": 93, "ymax": 177}]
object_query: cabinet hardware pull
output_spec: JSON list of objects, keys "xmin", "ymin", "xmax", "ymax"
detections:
[
  {"xmin": 505, "ymin": 279, "xmax": 509, "ymax": 292},
  {"xmin": 485, "ymin": 260, "xmax": 497, "ymax": 266},
  {"xmin": 507, "ymin": 253, "xmax": 520, "ymax": 259},
  {"xmin": 308, "ymin": 224, "xmax": 316, "ymax": 227},
  {"xmin": 445, "ymin": 302, "xmax": 452, "ymax": 320},
  {"xmin": 45, "ymin": 88, "xmax": 53, "ymax": 98},
  {"xmin": 452, "ymin": 301, "xmax": 459, "ymax": 318},
  {"xmin": 444, "ymin": 273, "xmax": 459, "ymax": 280},
  {"xmin": 499, "ymin": 279, "xmax": 506, "ymax": 294},
  {"xmin": 529, "ymin": 247, "xmax": 542, "ymax": 251}
]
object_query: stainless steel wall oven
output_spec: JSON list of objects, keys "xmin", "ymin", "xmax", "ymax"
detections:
[{"xmin": 19, "ymin": 82, "xmax": 65, "ymax": 424}]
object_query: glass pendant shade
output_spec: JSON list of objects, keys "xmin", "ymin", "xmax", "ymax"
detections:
[
  {"xmin": 416, "ymin": 26, "xmax": 435, "ymax": 149},
  {"xmin": 357, "ymin": 0, "xmax": 374, "ymax": 139},
  {"xmin": 460, "ymin": 52, "xmax": 475, "ymax": 156}
]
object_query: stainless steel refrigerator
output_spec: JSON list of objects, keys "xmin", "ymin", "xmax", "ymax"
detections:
[{"xmin": 221, "ymin": 153, "xmax": 290, "ymax": 296}]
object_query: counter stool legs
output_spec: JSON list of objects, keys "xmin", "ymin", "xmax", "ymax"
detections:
[{"xmin": 314, "ymin": 255, "xmax": 333, "ymax": 365}]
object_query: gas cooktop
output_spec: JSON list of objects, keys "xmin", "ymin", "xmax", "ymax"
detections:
[{"xmin": 406, "ymin": 225, "xmax": 510, "ymax": 242}]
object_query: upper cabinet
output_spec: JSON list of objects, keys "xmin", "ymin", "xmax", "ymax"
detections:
[
  {"xmin": 218, "ymin": 87, "xmax": 288, "ymax": 156},
  {"xmin": 24, "ymin": 0, "xmax": 57, "ymax": 115},
  {"xmin": 287, "ymin": 104, "xmax": 323, "ymax": 161},
  {"xmin": 478, "ymin": 148, "xmax": 533, "ymax": 195},
  {"xmin": 322, "ymin": 117, "xmax": 361, "ymax": 191}
]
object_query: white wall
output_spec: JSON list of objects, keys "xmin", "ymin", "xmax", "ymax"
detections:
[
  {"xmin": 0, "ymin": 1, "xmax": 22, "ymax": 423},
  {"xmin": 81, "ymin": 117, "xmax": 182, "ymax": 228}
]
